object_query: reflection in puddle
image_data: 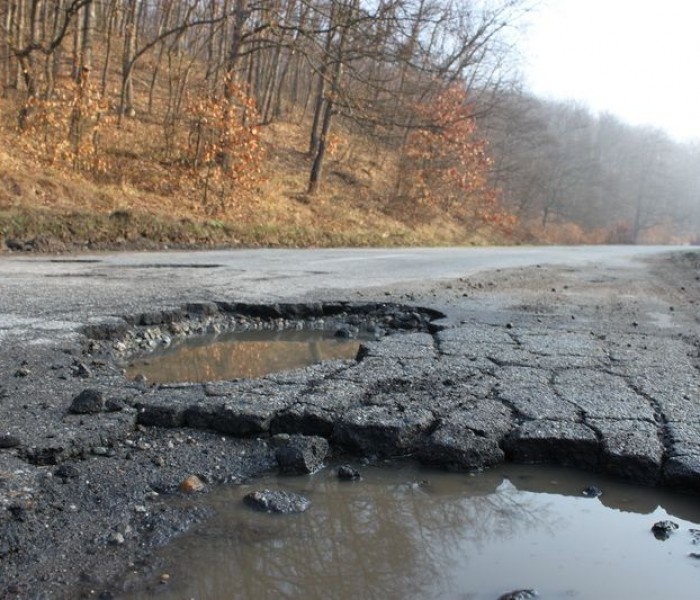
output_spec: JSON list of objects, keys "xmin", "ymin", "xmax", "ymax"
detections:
[
  {"xmin": 126, "ymin": 329, "xmax": 364, "ymax": 384},
  {"xmin": 120, "ymin": 463, "xmax": 700, "ymax": 599}
]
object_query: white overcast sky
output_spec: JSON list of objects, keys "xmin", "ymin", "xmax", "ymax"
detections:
[{"xmin": 518, "ymin": 0, "xmax": 700, "ymax": 142}]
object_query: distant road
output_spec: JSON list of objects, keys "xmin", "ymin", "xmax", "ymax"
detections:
[{"xmin": 0, "ymin": 245, "xmax": 688, "ymax": 340}]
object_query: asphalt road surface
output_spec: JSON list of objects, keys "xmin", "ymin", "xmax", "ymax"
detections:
[
  {"xmin": 0, "ymin": 245, "xmax": 683, "ymax": 342},
  {"xmin": 3, "ymin": 243, "xmax": 700, "ymax": 599}
]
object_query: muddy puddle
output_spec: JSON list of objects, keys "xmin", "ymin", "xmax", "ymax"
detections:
[
  {"xmin": 126, "ymin": 329, "xmax": 366, "ymax": 384},
  {"xmin": 118, "ymin": 463, "xmax": 700, "ymax": 599}
]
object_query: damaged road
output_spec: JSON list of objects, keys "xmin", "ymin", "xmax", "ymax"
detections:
[{"xmin": 1, "ymin": 245, "xmax": 700, "ymax": 598}]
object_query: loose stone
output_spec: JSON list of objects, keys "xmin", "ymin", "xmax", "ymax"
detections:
[
  {"xmin": 582, "ymin": 486, "xmax": 602, "ymax": 498},
  {"xmin": 337, "ymin": 465, "xmax": 361, "ymax": 480},
  {"xmin": 14, "ymin": 366, "xmax": 30, "ymax": 378},
  {"xmin": 69, "ymin": 389, "xmax": 105, "ymax": 414},
  {"xmin": 72, "ymin": 361, "xmax": 92, "ymax": 378},
  {"xmin": 651, "ymin": 520, "xmax": 679, "ymax": 540},
  {"xmin": 107, "ymin": 532, "xmax": 125, "ymax": 546},
  {"xmin": 105, "ymin": 398, "xmax": 126, "ymax": 412},
  {"xmin": 179, "ymin": 475, "xmax": 205, "ymax": 494},
  {"xmin": 499, "ymin": 590, "xmax": 538, "ymax": 600},
  {"xmin": 243, "ymin": 489, "xmax": 311, "ymax": 513}
]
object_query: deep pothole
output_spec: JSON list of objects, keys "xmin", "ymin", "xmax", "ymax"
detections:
[
  {"xmin": 124, "ymin": 328, "xmax": 373, "ymax": 384},
  {"xmin": 118, "ymin": 462, "xmax": 700, "ymax": 600},
  {"xmin": 83, "ymin": 301, "xmax": 443, "ymax": 385},
  {"xmin": 70, "ymin": 301, "xmax": 700, "ymax": 600}
]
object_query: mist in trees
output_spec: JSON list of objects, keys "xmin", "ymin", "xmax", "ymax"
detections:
[{"xmin": 482, "ymin": 90, "xmax": 700, "ymax": 243}]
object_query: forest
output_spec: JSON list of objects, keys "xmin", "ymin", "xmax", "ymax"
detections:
[{"xmin": 1, "ymin": 0, "xmax": 699, "ymax": 248}]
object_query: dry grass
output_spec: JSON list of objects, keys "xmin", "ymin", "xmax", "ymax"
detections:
[{"xmin": 0, "ymin": 89, "xmax": 512, "ymax": 252}]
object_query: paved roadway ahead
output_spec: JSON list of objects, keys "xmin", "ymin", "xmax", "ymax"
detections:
[{"xmin": 0, "ymin": 245, "xmax": 686, "ymax": 341}]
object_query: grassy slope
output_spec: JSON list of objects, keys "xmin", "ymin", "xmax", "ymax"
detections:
[{"xmin": 0, "ymin": 92, "xmax": 510, "ymax": 252}]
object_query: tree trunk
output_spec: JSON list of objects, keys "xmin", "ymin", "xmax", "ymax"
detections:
[
  {"xmin": 71, "ymin": 0, "xmax": 82, "ymax": 79},
  {"xmin": 15, "ymin": 0, "xmax": 25, "ymax": 89},
  {"xmin": 79, "ymin": 0, "xmax": 93, "ymax": 77},
  {"xmin": 119, "ymin": 0, "xmax": 138, "ymax": 120},
  {"xmin": 220, "ymin": 0, "xmax": 249, "ymax": 172},
  {"xmin": 2, "ymin": 1, "xmax": 13, "ymax": 93},
  {"xmin": 307, "ymin": 81, "xmax": 334, "ymax": 195},
  {"xmin": 100, "ymin": 0, "xmax": 117, "ymax": 95},
  {"xmin": 308, "ymin": 2, "xmax": 336, "ymax": 157},
  {"xmin": 309, "ymin": 0, "xmax": 353, "ymax": 195}
]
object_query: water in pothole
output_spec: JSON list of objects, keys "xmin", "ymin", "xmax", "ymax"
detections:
[
  {"xmin": 118, "ymin": 463, "xmax": 700, "ymax": 599},
  {"xmin": 126, "ymin": 329, "xmax": 368, "ymax": 384}
]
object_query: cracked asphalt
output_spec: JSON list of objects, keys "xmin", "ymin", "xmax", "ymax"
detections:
[{"xmin": 1, "ymin": 245, "xmax": 700, "ymax": 598}]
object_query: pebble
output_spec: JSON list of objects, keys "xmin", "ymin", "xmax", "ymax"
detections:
[
  {"xmin": 499, "ymin": 590, "xmax": 538, "ymax": 600},
  {"xmin": 179, "ymin": 475, "xmax": 205, "ymax": 493},
  {"xmin": 72, "ymin": 362, "xmax": 92, "ymax": 378},
  {"xmin": 582, "ymin": 486, "xmax": 602, "ymax": 498},
  {"xmin": 14, "ymin": 367, "xmax": 31, "ymax": 378},
  {"xmin": 651, "ymin": 520, "xmax": 679, "ymax": 540},
  {"xmin": 107, "ymin": 532, "xmax": 125, "ymax": 546},
  {"xmin": 337, "ymin": 465, "xmax": 361, "ymax": 481},
  {"xmin": 243, "ymin": 489, "xmax": 311, "ymax": 513}
]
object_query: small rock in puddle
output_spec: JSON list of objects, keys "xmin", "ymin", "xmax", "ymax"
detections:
[
  {"xmin": 243, "ymin": 489, "xmax": 311, "ymax": 514},
  {"xmin": 691, "ymin": 529, "xmax": 700, "ymax": 544},
  {"xmin": 337, "ymin": 465, "xmax": 361, "ymax": 481},
  {"xmin": 651, "ymin": 520, "xmax": 679, "ymax": 540},
  {"xmin": 582, "ymin": 485, "xmax": 602, "ymax": 498},
  {"xmin": 499, "ymin": 590, "xmax": 538, "ymax": 600}
]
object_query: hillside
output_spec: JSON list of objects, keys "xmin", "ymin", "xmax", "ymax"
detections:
[
  {"xmin": 0, "ymin": 0, "xmax": 533, "ymax": 253},
  {"xmin": 0, "ymin": 90, "xmax": 517, "ymax": 253},
  {"xmin": 3, "ymin": 0, "xmax": 695, "ymax": 253}
]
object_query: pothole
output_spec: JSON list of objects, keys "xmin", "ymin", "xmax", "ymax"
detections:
[
  {"xmin": 118, "ymin": 462, "xmax": 700, "ymax": 600},
  {"xmin": 83, "ymin": 301, "xmax": 443, "ymax": 384},
  {"xmin": 125, "ymin": 328, "xmax": 373, "ymax": 384}
]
